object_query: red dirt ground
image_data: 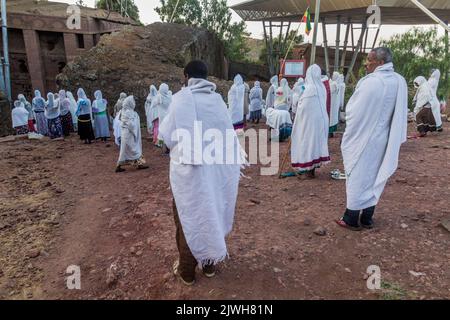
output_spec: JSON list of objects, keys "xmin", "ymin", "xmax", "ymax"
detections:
[{"xmin": 0, "ymin": 122, "xmax": 449, "ymax": 300}]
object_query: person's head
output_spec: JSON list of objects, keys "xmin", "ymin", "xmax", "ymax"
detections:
[
  {"xmin": 183, "ymin": 60, "xmax": 208, "ymax": 83},
  {"xmin": 47, "ymin": 92, "xmax": 54, "ymax": 106},
  {"xmin": 254, "ymin": 81, "xmax": 260, "ymax": 88},
  {"xmin": 365, "ymin": 47, "xmax": 393, "ymax": 74},
  {"xmin": 233, "ymin": 74, "xmax": 243, "ymax": 86},
  {"xmin": 414, "ymin": 76, "xmax": 427, "ymax": 89},
  {"xmin": 59, "ymin": 90, "xmax": 66, "ymax": 100},
  {"xmin": 159, "ymin": 83, "xmax": 169, "ymax": 94},
  {"xmin": 34, "ymin": 90, "xmax": 41, "ymax": 98},
  {"xmin": 306, "ymin": 64, "xmax": 322, "ymax": 85},
  {"xmin": 119, "ymin": 92, "xmax": 127, "ymax": 99},
  {"xmin": 270, "ymin": 75, "xmax": 279, "ymax": 88},
  {"xmin": 94, "ymin": 90, "xmax": 102, "ymax": 100},
  {"xmin": 14, "ymin": 100, "xmax": 23, "ymax": 109},
  {"xmin": 122, "ymin": 95, "xmax": 135, "ymax": 111},
  {"xmin": 77, "ymin": 88, "xmax": 86, "ymax": 100}
]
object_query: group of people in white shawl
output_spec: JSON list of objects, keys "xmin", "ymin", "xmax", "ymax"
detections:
[
  {"xmin": 265, "ymin": 75, "xmax": 294, "ymax": 142},
  {"xmin": 13, "ymin": 90, "xmax": 79, "ymax": 138},
  {"xmin": 144, "ymin": 83, "xmax": 173, "ymax": 147},
  {"xmin": 412, "ymin": 69, "xmax": 443, "ymax": 136},
  {"xmin": 75, "ymin": 88, "xmax": 111, "ymax": 144},
  {"xmin": 159, "ymin": 60, "xmax": 243, "ymax": 285}
]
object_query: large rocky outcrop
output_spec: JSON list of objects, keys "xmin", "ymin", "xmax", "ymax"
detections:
[{"xmin": 0, "ymin": 92, "xmax": 13, "ymax": 137}]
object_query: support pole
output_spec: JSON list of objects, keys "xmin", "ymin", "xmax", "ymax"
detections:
[
  {"xmin": 269, "ymin": 21, "xmax": 275, "ymax": 75},
  {"xmin": 1, "ymin": 0, "xmax": 11, "ymax": 101},
  {"xmin": 410, "ymin": 0, "xmax": 450, "ymax": 32},
  {"xmin": 322, "ymin": 18, "xmax": 330, "ymax": 74},
  {"xmin": 351, "ymin": 23, "xmax": 355, "ymax": 53},
  {"xmin": 310, "ymin": 0, "xmax": 321, "ymax": 65},
  {"xmin": 340, "ymin": 19, "xmax": 351, "ymax": 70},
  {"xmin": 445, "ymin": 21, "xmax": 449, "ymax": 99},
  {"xmin": 334, "ymin": 15, "xmax": 341, "ymax": 72},
  {"xmin": 371, "ymin": 25, "xmax": 381, "ymax": 50},
  {"xmin": 345, "ymin": 23, "xmax": 367, "ymax": 84},
  {"xmin": 363, "ymin": 24, "xmax": 369, "ymax": 52}
]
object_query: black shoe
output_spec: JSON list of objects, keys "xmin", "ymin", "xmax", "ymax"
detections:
[
  {"xmin": 360, "ymin": 206, "xmax": 375, "ymax": 228},
  {"xmin": 115, "ymin": 166, "xmax": 125, "ymax": 173}
]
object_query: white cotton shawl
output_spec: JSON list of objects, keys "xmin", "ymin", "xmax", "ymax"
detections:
[
  {"xmin": 45, "ymin": 93, "xmax": 60, "ymax": 119},
  {"xmin": 66, "ymin": 92, "xmax": 78, "ymax": 123},
  {"xmin": 265, "ymin": 75, "xmax": 278, "ymax": 109},
  {"xmin": 145, "ymin": 85, "xmax": 158, "ymax": 131},
  {"xmin": 329, "ymin": 72, "xmax": 341, "ymax": 127},
  {"xmin": 341, "ymin": 62, "xmax": 407, "ymax": 205},
  {"xmin": 291, "ymin": 64, "xmax": 329, "ymax": 168},
  {"xmin": 12, "ymin": 101, "xmax": 29, "ymax": 128},
  {"xmin": 93, "ymin": 90, "xmax": 107, "ymax": 113},
  {"xmin": 249, "ymin": 81, "xmax": 263, "ymax": 112},
  {"xmin": 228, "ymin": 74, "xmax": 245, "ymax": 125},
  {"xmin": 292, "ymin": 78, "xmax": 305, "ymax": 114},
  {"xmin": 428, "ymin": 69, "xmax": 440, "ymax": 95},
  {"xmin": 265, "ymin": 108, "xmax": 292, "ymax": 141},
  {"xmin": 158, "ymin": 78, "xmax": 242, "ymax": 267},
  {"xmin": 413, "ymin": 76, "xmax": 433, "ymax": 115},
  {"xmin": 427, "ymin": 69, "xmax": 442, "ymax": 127},
  {"xmin": 118, "ymin": 96, "xmax": 142, "ymax": 162}
]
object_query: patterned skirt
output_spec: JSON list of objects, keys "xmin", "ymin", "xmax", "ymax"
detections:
[
  {"xmin": 15, "ymin": 125, "xmax": 29, "ymax": 135},
  {"xmin": 152, "ymin": 119, "xmax": 159, "ymax": 146},
  {"xmin": 47, "ymin": 117, "xmax": 64, "ymax": 139},
  {"xmin": 77, "ymin": 114, "xmax": 95, "ymax": 141},
  {"xmin": 35, "ymin": 112, "xmax": 48, "ymax": 136},
  {"xmin": 416, "ymin": 107, "xmax": 436, "ymax": 135},
  {"xmin": 249, "ymin": 110, "xmax": 262, "ymax": 121},
  {"xmin": 60, "ymin": 113, "xmax": 74, "ymax": 136},
  {"xmin": 27, "ymin": 120, "xmax": 36, "ymax": 132}
]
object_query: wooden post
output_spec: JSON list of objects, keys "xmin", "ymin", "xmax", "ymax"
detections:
[
  {"xmin": 345, "ymin": 23, "xmax": 367, "ymax": 84},
  {"xmin": 310, "ymin": 0, "xmax": 322, "ymax": 65},
  {"xmin": 322, "ymin": 18, "xmax": 330, "ymax": 74},
  {"xmin": 340, "ymin": 19, "xmax": 351, "ymax": 70},
  {"xmin": 335, "ymin": 15, "xmax": 341, "ymax": 72}
]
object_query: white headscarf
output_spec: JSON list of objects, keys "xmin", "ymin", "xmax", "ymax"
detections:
[
  {"xmin": 66, "ymin": 91, "xmax": 78, "ymax": 120},
  {"xmin": 59, "ymin": 90, "xmax": 71, "ymax": 116},
  {"xmin": 413, "ymin": 76, "xmax": 433, "ymax": 114},
  {"xmin": 45, "ymin": 92, "xmax": 60, "ymax": 119},
  {"xmin": 76, "ymin": 88, "xmax": 92, "ymax": 116},
  {"xmin": 280, "ymin": 78, "xmax": 291, "ymax": 98},
  {"xmin": 301, "ymin": 64, "xmax": 327, "ymax": 110},
  {"xmin": 18, "ymin": 94, "xmax": 33, "ymax": 120},
  {"xmin": 146, "ymin": 85, "xmax": 158, "ymax": 103},
  {"xmin": 249, "ymin": 81, "xmax": 263, "ymax": 112},
  {"xmin": 428, "ymin": 69, "xmax": 441, "ymax": 95},
  {"xmin": 12, "ymin": 100, "xmax": 29, "ymax": 128},
  {"xmin": 228, "ymin": 74, "xmax": 245, "ymax": 124},
  {"xmin": 32, "ymin": 90, "xmax": 46, "ymax": 112},
  {"xmin": 93, "ymin": 90, "xmax": 107, "ymax": 113}
]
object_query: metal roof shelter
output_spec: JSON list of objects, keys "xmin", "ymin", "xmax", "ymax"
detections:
[{"xmin": 231, "ymin": 0, "xmax": 450, "ymax": 82}]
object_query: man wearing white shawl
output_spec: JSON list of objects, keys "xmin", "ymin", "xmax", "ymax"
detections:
[
  {"xmin": 115, "ymin": 96, "xmax": 148, "ymax": 173},
  {"xmin": 337, "ymin": 47, "xmax": 408, "ymax": 230},
  {"xmin": 144, "ymin": 85, "xmax": 158, "ymax": 135},
  {"xmin": 329, "ymin": 72, "xmax": 341, "ymax": 137},
  {"xmin": 228, "ymin": 74, "xmax": 246, "ymax": 130},
  {"xmin": 413, "ymin": 76, "xmax": 436, "ymax": 136},
  {"xmin": 12, "ymin": 100, "xmax": 29, "ymax": 135},
  {"xmin": 159, "ymin": 60, "xmax": 242, "ymax": 285},
  {"xmin": 92, "ymin": 90, "xmax": 111, "ymax": 141},
  {"xmin": 265, "ymin": 75, "xmax": 278, "ymax": 109},
  {"xmin": 249, "ymin": 81, "xmax": 263, "ymax": 123},
  {"xmin": 291, "ymin": 64, "xmax": 330, "ymax": 178},
  {"xmin": 32, "ymin": 90, "xmax": 48, "ymax": 136},
  {"xmin": 151, "ymin": 83, "xmax": 172, "ymax": 147},
  {"xmin": 428, "ymin": 69, "xmax": 442, "ymax": 131}
]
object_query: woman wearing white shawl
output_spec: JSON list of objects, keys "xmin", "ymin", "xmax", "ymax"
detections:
[
  {"xmin": 228, "ymin": 74, "xmax": 245, "ymax": 130},
  {"xmin": 329, "ymin": 72, "xmax": 341, "ymax": 136},
  {"xmin": 292, "ymin": 78, "xmax": 305, "ymax": 115},
  {"xmin": 45, "ymin": 92, "xmax": 64, "ymax": 139},
  {"xmin": 92, "ymin": 90, "xmax": 111, "ymax": 141},
  {"xmin": 280, "ymin": 78, "xmax": 292, "ymax": 109},
  {"xmin": 291, "ymin": 64, "xmax": 330, "ymax": 178},
  {"xmin": 58, "ymin": 90, "xmax": 74, "ymax": 136},
  {"xmin": 76, "ymin": 88, "xmax": 95, "ymax": 144},
  {"xmin": 274, "ymin": 86, "xmax": 290, "ymax": 112},
  {"xmin": 115, "ymin": 96, "xmax": 148, "ymax": 172},
  {"xmin": 144, "ymin": 85, "xmax": 158, "ymax": 135},
  {"xmin": 265, "ymin": 75, "xmax": 278, "ymax": 109},
  {"xmin": 338, "ymin": 48, "xmax": 408, "ymax": 230},
  {"xmin": 66, "ymin": 91, "xmax": 78, "ymax": 131},
  {"xmin": 12, "ymin": 100, "xmax": 29, "ymax": 135},
  {"xmin": 413, "ymin": 76, "xmax": 436, "ymax": 136},
  {"xmin": 113, "ymin": 92, "xmax": 127, "ymax": 117},
  {"xmin": 159, "ymin": 60, "xmax": 242, "ymax": 285},
  {"xmin": 338, "ymin": 74, "xmax": 346, "ymax": 122},
  {"xmin": 32, "ymin": 90, "xmax": 48, "ymax": 136},
  {"xmin": 18, "ymin": 94, "xmax": 35, "ymax": 132},
  {"xmin": 428, "ymin": 69, "xmax": 442, "ymax": 131},
  {"xmin": 150, "ymin": 83, "xmax": 172, "ymax": 146},
  {"xmin": 249, "ymin": 81, "xmax": 263, "ymax": 123}
]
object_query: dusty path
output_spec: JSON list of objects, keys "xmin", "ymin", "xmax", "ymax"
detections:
[{"xmin": 0, "ymin": 123, "xmax": 449, "ymax": 300}]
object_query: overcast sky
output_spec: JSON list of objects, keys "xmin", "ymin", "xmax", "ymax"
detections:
[{"xmin": 53, "ymin": 0, "xmax": 443, "ymax": 46}]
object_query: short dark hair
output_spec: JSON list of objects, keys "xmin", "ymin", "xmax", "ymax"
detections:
[
  {"xmin": 371, "ymin": 47, "xmax": 393, "ymax": 64},
  {"xmin": 184, "ymin": 60, "xmax": 208, "ymax": 80}
]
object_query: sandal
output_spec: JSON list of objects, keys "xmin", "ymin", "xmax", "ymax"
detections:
[
  {"xmin": 173, "ymin": 260, "xmax": 195, "ymax": 286},
  {"xmin": 335, "ymin": 218, "xmax": 363, "ymax": 231}
]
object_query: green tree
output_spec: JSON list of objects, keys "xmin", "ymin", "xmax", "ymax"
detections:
[
  {"xmin": 155, "ymin": 0, "xmax": 250, "ymax": 62},
  {"xmin": 381, "ymin": 27, "xmax": 449, "ymax": 101},
  {"xmin": 97, "ymin": 0, "xmax": 140, "ymax": 22},
  {"xmin": 259, "ymin": 31, "xmax": 304, "ymax": 64}
]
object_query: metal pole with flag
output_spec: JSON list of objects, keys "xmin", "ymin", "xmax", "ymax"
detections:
[{"xmin": 310, "ymin": 0, "xmax": 321, "ymax": 65}]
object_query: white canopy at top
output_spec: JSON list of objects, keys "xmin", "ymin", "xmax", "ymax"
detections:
[{"xmin": 231, "ymin": 0, "xmax": 450, "ymax": 24}]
